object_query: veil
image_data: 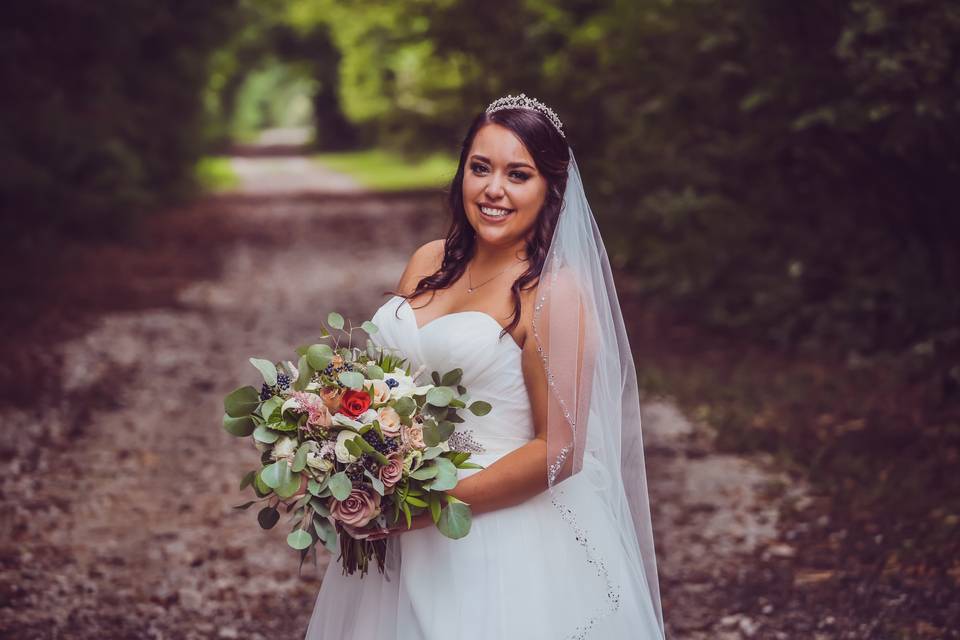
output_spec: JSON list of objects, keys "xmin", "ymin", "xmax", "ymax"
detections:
[{"xmin": 532, "ymin": 148, "xmax": 665, "ymax": 637}]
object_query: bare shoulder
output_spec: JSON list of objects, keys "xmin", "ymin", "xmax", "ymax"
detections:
[{"xmin": 396, "ymin": 239, "xmax": 446, "ymax": 296}]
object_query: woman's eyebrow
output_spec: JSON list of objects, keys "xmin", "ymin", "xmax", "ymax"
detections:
[{"xmin": 469, "ymin": 154, "xmax": 535, "ymax": 170}]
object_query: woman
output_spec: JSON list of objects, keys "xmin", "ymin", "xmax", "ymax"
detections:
[{"xmin": 305, "ymin": 94, "xmax": 665, "ymax": 640}]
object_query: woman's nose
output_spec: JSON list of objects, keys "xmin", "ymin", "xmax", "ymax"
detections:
[{"xmin": 484, "ymin": 173, "xmax": 506, "ymax": 198}]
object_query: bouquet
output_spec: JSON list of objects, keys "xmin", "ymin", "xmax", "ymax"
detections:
[{"xmin": 222, "ymin": 311, "xmax": 491, "ymax": 576}]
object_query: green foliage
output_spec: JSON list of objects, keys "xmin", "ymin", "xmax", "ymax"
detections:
[{"xmin": 313, "ymin": 149, "xmax": 458, "ymax": 190}]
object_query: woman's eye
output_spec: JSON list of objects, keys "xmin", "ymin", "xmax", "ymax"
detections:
[
  {"xmin": 470, "ymin": 163, "xmax": 488, "ymax": 174},
  {"xmin": 510, "ymin": 171, "xmax": 531, "ymax": 181}
]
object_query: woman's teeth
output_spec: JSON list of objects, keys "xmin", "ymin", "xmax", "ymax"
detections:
[{"xmin": 480, "ymin": 206, "xmax": 513, "ymax": 218}]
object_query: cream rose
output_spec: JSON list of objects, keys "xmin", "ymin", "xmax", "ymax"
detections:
[
  {"xmin": 401, "ymin": 423, "xmax": 425, "ymax": 450},
  {"xmin": 305, "ymin": 451, "xmax": 334, "ymax": 475},
  {"xmin": 369, "ymin": 379, "xmax": 391, "ymax": 405},
  {"xmin": 319, "ymin": 386, "xmax": 343, "ymax": 412},
  {"xmin": 335, "ymin": 430, "xmax": 361, "ymax": 464},
  {"xmin": 376, "ymin": 406, "xmax": 402, "ymax": 437},
  {"xmin": 329, "ymin": 487, "xmax": 381, "ymax": 528},
  {"xmin": 271, "ymin": 436, "xmax": 297, "ymax": 461}
]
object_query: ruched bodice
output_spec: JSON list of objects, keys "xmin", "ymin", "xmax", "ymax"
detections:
[{"xmin": 370, "ymin": 295, "xmax": 534, "ymax": 462}]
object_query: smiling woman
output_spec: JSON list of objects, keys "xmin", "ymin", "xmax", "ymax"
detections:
[{"xmin": 304, "ymin": 94, "xmax": 664, "ymax": 640}]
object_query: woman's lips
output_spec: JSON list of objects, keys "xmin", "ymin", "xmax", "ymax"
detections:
[{"xmin": 478, "ymin": 204, "xmax": 514, "ymax": 223}]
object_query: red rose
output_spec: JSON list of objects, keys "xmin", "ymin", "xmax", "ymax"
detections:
[{"xmin": 339, "ymin": 389, "xmax": 371, "ymax": 418}]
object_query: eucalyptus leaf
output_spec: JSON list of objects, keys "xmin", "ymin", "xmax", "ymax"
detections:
[
  {"xmin": 259, "ymin": 396, "xmax": 283, "ymax": 421},
  {"xmin": 307, "ymin": 477, "xmax": 327, "ymax": 496},
  {"xmin": 253, "ymin": 469, "xmax": 271, "ymax": 496},
  {"xmin": 287, "ymin": 529, "xmax": 313, "ymax": 550},
  {"xmin": 364, "ymin": 470, "xmax": 385, "ymax": 496},
  {"xmin": 430, "ymin": 457, "xmax": 459, "ymax": 491},
  {"xmin": 222, "ymin": 413, "xmax": 255, "ymax": 437},
  {"xmin": 422, "ymin": 447, "xmax": 443, "ymax": 461},
  {"xmin": 294, "ymin": 355, "xmax": 312, "ymax": 391},
  {"xmin": 313, "ymin": 517, "xmax": 338, "ymax": 553},
  {"xmin": 365, "ymin": 363, "xmax": 384, "ymax": 380},
  {"xmin": 409, "ymin": 465, "xmax": 439, "ymax": 481},
  {"xmin": 422, "ymin": 420, "xmax": 455, "ymax": 447},
  {"xmin": 275, "ymin": 471, "xmax": 303, "ymax": 499},
  {"xmin": 327, "ymin": 312, "xmax": 344, "ymax": 330},
  {"xmin": 405, "ymin": 495, "xmax": 428, "ymax": 508},
  {"xmin": 306, "ymin": 344, "xmax": 334, "ymax": 370},
  {"xmin": 292, "ymin": 444, "xmax": 310, "ymax": 472},
  {"xmin": 440, "ymin": 368, "xmax": 463, "ymax": 386},
  {"xmin": 224, "ymin": 386, "xmax": 260, "ymax": 417},
  {"xmin": 393, "ymin": 396, "xmax": 415, "ymax": 417},
  {"xmin": 310, "ymin": 497, "xmax": 330, "ymax": 516},
  {"xmin": 253, "ymin": 425, "xmax": 280, "ymax": 444},
  {"xmin": 343, "ymin": 437, "xmax": 362, "ymax": 458},
  {"xmin": 249, "ymin": 357, "xmax": 278, "ymax": 386},
  {"xmin": 327, "ymin": 472, "xmax": 352, "ymax": 501},
  {"xmin": 257, "ymin": 506, "xmax": 280, "ymax": 530},
  {"xmin": 338, "ymin": 371, "xmax": 364, "ymax": 390},
  {"xmin": 261, "ymin": 461, "xmax": 291, "ymax": 489},
  {"xmin": 468, "ymin": 400, "xmax": 492, "ymax": 416},
  {"xmin": 426, "ymin": 386, "xmax": 454, "ymax": 407},
  {"xmin": 429, "ymin": 491, "xmax": 441, "ymax": 524},
  {"xmin": 437, "ymin": 502, "xmax": 471, "ymax": 539},
  {"xmin": 361, "ymin": 320, "xmax": 379, "ymax": 335},
  {"xmin": 239, "ymin": 470, "xmax": 256, "ymax": 490},
  {"xmin": 431, "ymin": 371, "xmax": 441, "ymax": 385}
]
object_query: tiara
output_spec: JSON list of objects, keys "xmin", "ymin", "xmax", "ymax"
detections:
[{"xmin": 485, "ymin": 92, "xmax": 565, "ymax": 139}]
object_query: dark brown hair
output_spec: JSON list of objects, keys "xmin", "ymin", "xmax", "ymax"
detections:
[{"xmin": 387, "ymin": 107, "xmax": 570, "ymax": 342}]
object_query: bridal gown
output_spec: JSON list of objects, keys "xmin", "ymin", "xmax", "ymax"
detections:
[{"xmin": 304, "ymin": 295, "xmax": 663, "ymax": 640}]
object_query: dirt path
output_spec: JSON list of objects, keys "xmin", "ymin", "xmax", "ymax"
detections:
[{"xmin": 0, "ymin": 144, "xmax": 808, "ymax": 639}]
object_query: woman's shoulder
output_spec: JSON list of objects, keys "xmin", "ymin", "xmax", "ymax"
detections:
[{"xmin": 396, "ymin": 239, "xmax": 446, "ymax": 295}]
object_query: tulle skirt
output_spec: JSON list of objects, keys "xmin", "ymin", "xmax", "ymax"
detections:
[{"xmin": 304, "ymin": 452, "xmax": 663, "ymax": 639}]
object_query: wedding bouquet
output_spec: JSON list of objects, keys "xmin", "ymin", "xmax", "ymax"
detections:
[{"xmin": 222, "ymin": 311, "xmax": 491, "ymax": 576}]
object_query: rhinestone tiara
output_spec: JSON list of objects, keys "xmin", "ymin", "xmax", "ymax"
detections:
[{"xmin": 485, "ymin": 92, "xmax": 565, "ymax": 138}]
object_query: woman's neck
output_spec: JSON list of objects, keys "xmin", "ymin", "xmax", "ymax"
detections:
[{"xmin": 472, "ymin": 238, "xmax": 528, "ymax": 269}]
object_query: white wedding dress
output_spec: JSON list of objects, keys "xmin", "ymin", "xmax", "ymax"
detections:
[{"xmin": 304, "ymin": 295, "xmax": 663, "ymax": 639}]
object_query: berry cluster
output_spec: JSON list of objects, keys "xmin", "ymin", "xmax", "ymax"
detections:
[
  {"xmin": 385, "ymin": 378, "xmax": 399, "ymax": 389},
  {"xmin": 259, "ymin": 383, "xmax": 272, "ymax": 401},
  {"xmin": 361, "ymin": 429, "xmax": 395, "ymax": 456},
  {"xmin": 276, "ymin": 373, "xmax": 291, "ymax": 390},
  {"xmin": 345, "ymin": 463, "xmax": 365, "ymax": 482}
]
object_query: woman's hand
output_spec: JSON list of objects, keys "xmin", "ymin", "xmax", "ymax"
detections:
[{"xmin": 366, "ymin": 512, "xmax": 434, "ymax": 541}]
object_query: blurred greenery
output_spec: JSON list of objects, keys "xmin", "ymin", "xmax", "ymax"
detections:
[
  {"xmin": 314, "ymin": 149, "xmax": 456, "ymax": 190},
  {"xmin": 195, "ymin": 156, "xmax": 240, "ymax": 192}
]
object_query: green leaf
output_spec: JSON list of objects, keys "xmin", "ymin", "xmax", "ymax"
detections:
[
  {"xmin": 310, "ymin": 497, "xmax": 330, "ymax": 516},
  {"xmin": 361, "ymin": 320, "xmax": 379, "ymax": 335},
  {"xmin": 468, "ymin": 401, "xmax": 492, "ymax": 416},
  {"xmin": 257, "ymin": 506, "xmax": 280, "ymax": 530},
  {"xmin": 393, "ymin": 396, "xmax": 415, "ymax": 417},
  {"xmin": 224, "ymin": 386, "xmax": 260, "ymax": 417},
  {"xmin": 294, "ymin": 356, "xmax": 312, "ymax": 391},
  {"xmin": 287, "ymin": 529, "xmax": 313, "ymax": 550},
  {"xmin": 422, "ymin": 446, "xmax": 444, "ymax": 461},
  {"xmin": 405, "ymin": 495, "xmax": 428, "ymax": 508},
  {"xmin": 275, "ymin": 471, "xmax": 302, "ymax": 499},
  {"xmin": 338, "ymin": 371, "xmax": 364, "ymax": 390},
  {"xmin": 437, "ymin": 501, "xmax": 471, "ymax": 539},
  {"xmin": 430, "ymin": 457, "xmax": 458, "ymax": 491},
  {"xmin": 307, "ymin": 478, "xmax": 327, "ymax": 496},
  {"xmin": 260, "ymin": 396, "xmax": 283, "ymax": 421},
  {"xmin": 233, "ymin": 500, "xmax": 256, "ymax": 510},
  {"xmin": 239, "ymin": 470, "xmax": 256, "ymax": 490},
  {"xmin": 409, "ymin": 464, "xmax": 438, "ymax": 480},
  {"xmin": 292, "ymin": 444, "xmax": 310, "ymax": 472},
  {"xmin": 365, "ymin": 363, "xmax": 384, "ymax": 380},
  {"xmin": 422, "ymin": 420, "xmax": 455, "ymax": 447},
  {"xmin": 429, "ymin": 492, "xmax": 441, "ymax": 524},
  {"xmin": 364, "ymin": 470, "xmax": 385, "ymax": 496},
  {"xmin": 306, "ymin": 344, "xmax": 334, "ymax": 370},
  {"xmin": 440, "ymin": 368, "xmax": 463, "ymax": 386},
  {"xmin": 351, "ymin": 435, "xmax": 389, "ymax": 464},
  {"xmin": 249, "ymin": 357, "xmax": 278, "ymax": 386},
  {"xmin": 327, "ymin": 472, "xmax": 352, "ymax": 501},
  {"xmin": 253, "ymin": 469, "xmax": 271, "ymax": 496},
  {"xmin": 261, "ymin": 461, "xmax": 291, "ymax": 489},
  {"xmin": 448, "ymin": 398, "xmax": 466, "ymax": 409},
  {"xmin": 222, "ymin": 413, "xmax": 255, "ymax": 437},
  {"xmin": 457, "ymin": 462, "xmax": 485, "ymax": 470},
  {"xmin": 426, "ymin": 386, "xmax": 454, "ymax": 407},
  {"xmin": 327, "ymin": 312, "xmax": 344, "ymax": 330},
  {"xmin": 344, "ymin": 436, "xmax": 362, "ymax": 458},
  {"xmin": 313, "ymin": 517, "xmax": 338, "ymax": 553},
  {"xmin": 401, "ymin": 500, "xmax": 412, "ymax": 528},
  {"xmin": 253, "ymin": 425, "xmax": 280, "ymax": 444},
  {"xmin": 431, "ymin": 371, "xmax": 441, "ymax": 385}
]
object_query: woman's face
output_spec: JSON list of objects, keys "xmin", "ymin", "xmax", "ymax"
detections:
[{"xmin": 461, "ymin": 123, "xmax": 548, "ymax": 249}]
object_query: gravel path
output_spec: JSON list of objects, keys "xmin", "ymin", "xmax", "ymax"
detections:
[{"xmin": 0, "ymin": 145, "xmax": 806, "ymax": 639}]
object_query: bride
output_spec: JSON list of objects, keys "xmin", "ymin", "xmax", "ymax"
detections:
[{"xmin": 305, "ymin": 94, "xmax": 665, "ymax": 640}]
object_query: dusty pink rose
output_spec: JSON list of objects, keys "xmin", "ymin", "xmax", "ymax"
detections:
[
  {"xmin": 293, "ymin": 391, "xmax": 333, "ymax": 428},
  {"xmin": 319, "ymin": 386, "xmax": 343, "ymax": 412},
  {"xmin": 376, "ymin": 406, "xmax": 402, "ymax": 437},
  {"xmin": 401, "ymin": 423, "xmax": 425, "ymax": 450},
  {"xmin": 378, "ymin": 452, "xmax": 404, "ymax": 488},
  {"xmin": 329, "ymin": 487, "xmax": 381, "ymax": 528},
  {"xmin": 369, "ymin": 379, "xmax": 391, "ymax": 405}
]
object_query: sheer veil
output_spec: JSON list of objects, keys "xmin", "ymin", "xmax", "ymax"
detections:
[{"xmin": 532, "ymin": 148, "xmax": 665, "ymax": 637}]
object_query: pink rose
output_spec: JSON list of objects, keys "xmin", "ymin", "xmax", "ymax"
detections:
[
  {"xmin": 293, "ymin": 392, "xmax": 332, "ymax": 428},
  {"xmin": 329, "ymin": 487, "xmax": 381, "ymax": 529},
  {"xmin": 376, "ymin": 406, "xmax": 402, "ymax": 437},
  {"xmin": 401, "ymin": 423, "xmax": 425, "ymax": 450},
  {"xmin": 378, "ymin": 453, "xmax": 404, "ymax": 488}
]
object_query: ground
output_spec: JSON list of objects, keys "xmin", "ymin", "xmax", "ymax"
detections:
[{"xmin": 0, "ymin": 142, "xmax": 923, "ymax": 639}]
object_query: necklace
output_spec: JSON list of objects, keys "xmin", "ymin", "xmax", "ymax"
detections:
[{"xmin": 466, "ymin": 258, "xmax": 522, "ymax": 293}]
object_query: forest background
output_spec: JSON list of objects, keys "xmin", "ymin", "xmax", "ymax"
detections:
[{"xmin": 1, "ymin": 0, "xmax": 958, "ymax": 635}]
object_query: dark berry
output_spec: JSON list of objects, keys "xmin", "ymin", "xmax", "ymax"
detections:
[
  {"xmin": 385, "ymin": 378, "xmax": 399, "ymax": 389},
  {"xmin": 276, "ymin": 373, "xmax": 291, "ymax": 390},
  {"xmin": 259, "ymin": 383, "xmax": 272, "ymax": 400}
]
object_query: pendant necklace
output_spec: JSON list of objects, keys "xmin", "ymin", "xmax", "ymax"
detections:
[{"xmin": 466, "ymin": 258, "xmax": 522, "ymax": 293}]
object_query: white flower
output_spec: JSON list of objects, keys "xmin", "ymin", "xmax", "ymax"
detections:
[
  {"xmin": 358, "ymin": 408, "xmax": 378, "ymax": 424},
  {"xmin": 385, "ymin": 368, "xmax": 434, "ymax": 400},
  {"xmin": 335, "ymin": 430, "xmax": 361, "ymax": 464},
  {"xmin": 271, "ymin": 436, "xmax": 298, "ymax": 461},
  {"xmin": 333, "ymin": 413, "xmax": 363, "ymax": 429},
  {"xmin": 306, "ymin": 451, "xmax": 334, "ymax": 474}
]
